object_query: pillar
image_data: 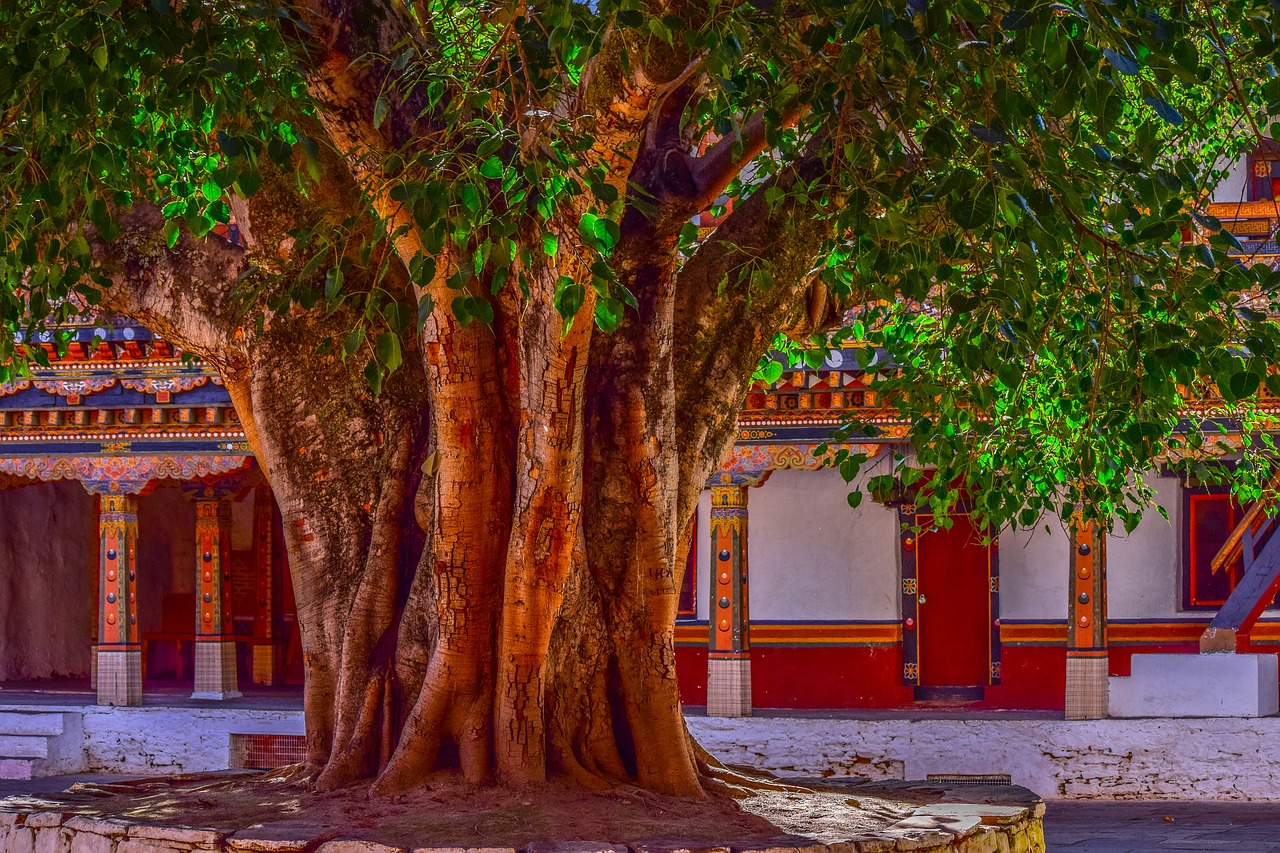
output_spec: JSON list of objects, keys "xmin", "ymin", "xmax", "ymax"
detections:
[
  {"xmin": 1065, "ymin": 519, "xmax": 1108, "ymax": 719},
  {"xmin": 97, "ymin": 494, "xmax": 141, "ymax": 706},
  {"xmin": 251, "ymin": 487, "xmax": 277, "ymax": 685},
  {"xmin": 193, "ymin": 498, "xmax": 241, "ymax": 699},
  {"xmin": 708, "ymin": 481, "xmax": 751, "ymax": 717}
]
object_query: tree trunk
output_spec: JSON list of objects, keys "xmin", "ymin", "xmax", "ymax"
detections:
[{"xmin": 83, "ymin": 3, "xmax": 830, "ymax": 799}]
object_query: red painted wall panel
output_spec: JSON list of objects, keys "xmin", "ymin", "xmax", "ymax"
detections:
[
  {"xmin": 675, "ymin": 645, "xmax": 707, "ymax": 705},
  {"xmin": 751, "ymin": 646, "xmax": 914, "ymax": 708}
]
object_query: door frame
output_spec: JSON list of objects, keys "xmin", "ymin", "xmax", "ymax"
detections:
[{"xmin": 898, "ymin": 503, "xmax": 1000, "ymax": 689}]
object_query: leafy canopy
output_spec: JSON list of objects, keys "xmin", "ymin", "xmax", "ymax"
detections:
[{"xmin": 3, "ymin": 0, "xmax": 1280, "ymax": 532}]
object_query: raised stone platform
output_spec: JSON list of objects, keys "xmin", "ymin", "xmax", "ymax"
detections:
[
  {"xmin": 0, "ymin": 774, "xmax": 1045, "ymax": 853},
  {"xmin": 1108, "ymin": 653, "xmax": 1279, "ymax": 718}
]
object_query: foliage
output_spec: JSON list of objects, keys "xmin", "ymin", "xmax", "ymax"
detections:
[{"xmin": 4, "ymin": 0, "xmax": 1280, "ymax": 532}]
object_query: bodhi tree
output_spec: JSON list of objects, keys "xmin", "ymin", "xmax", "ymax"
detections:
[{"xmin": 4, "ymin": 0, "xmax": 1280, "ymax": 797}]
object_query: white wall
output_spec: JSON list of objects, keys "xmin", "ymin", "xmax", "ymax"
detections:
[
  {"xmin": 739, "ymin": 468, "xmax": 899, "ymax": 622},
  {"xmin": 693, "ymin": 467, "xmax": 1244, "ymax": 625},
  {"xmin": 695, "ymin": 490, "xmax": 711, "ymax": 620},
  {"xmin": 998, "ymin": 526, "xmax": 1068, "ymax": 621},
  {"xmin": 1106, "ymin": 476, "xmax": 1183, "ymax": 620},
  {"xmin": 1211, "ymin": 154, "xmax": 1250, "ymax": 204}
]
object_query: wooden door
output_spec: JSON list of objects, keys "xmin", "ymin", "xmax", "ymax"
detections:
[{"xmin": 915, "ymin": 514, "xmax": 991, "ymax": 687}]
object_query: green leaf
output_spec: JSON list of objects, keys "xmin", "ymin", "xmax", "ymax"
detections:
[
  {"xmin": 375, "ymin": 332, "xmax": 402, "ymax": 373},
  {"xmin": 594, "ymin": 297, "xmax": 625, "ymax": 332},
  {"xmin": 479, "ymin": 156, "xmax": 503, "ymax": 179},
  {"xmin": 1103, "ymin": 49, "xmax": 1140, "ymax": 76},
  {"xmin": 417, "ymin": 293, "xmax": 435, "ymax": 331},
  {"xmin": 342, "ymin": 327, "xmax": 365, "ymax": 360},
  {"xmin": 373, "ymin": 96, "xmax": 389, "ymax": 130},
  {"xmin": 542, "ymin": 232, "xmax": 559, "ymax": 257},
  {"xmin": 1144, "ymin": 97, "xmax": 1184, "ymax": 126},
  {"xmin": 163, "ymin": 220, "xmax": 180, "ymax": 249},
  {"xmin": 92, "ymin": 44, "xmax": 108, "ymax": 71},
  {"xmin": 553, "ymin": 277, "xmax": 585, "ymax": 323},
  {"xmin": 364, "ymin": 359, "xmax": 384, "ymax": 396},
  {"xmin": 324, "ymin": 266, "xmax": 344, "ymax": 301}
]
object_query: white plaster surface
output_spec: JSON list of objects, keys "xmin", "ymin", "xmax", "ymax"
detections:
[
  {"xmin": 0, "ymin": 482, "xmax": 95, "ymax": 680},
  {"xmin": 0, "ymin": 704, "xmax": 303, "ymax": 774},
  {"xmin": 687, "ymin": 714, "xmax": 1280, "ymax": 800},
  {"xmin": 695, "ymin": 490, "xmax": 711, "ymax": 622},
  {"xmin": 747, "ymin": 468, "xmax": 899, "ymax": 621},
  {"xmin": 1105, "ymin": 476, "xmax": 1181, "ymax": 620},
  {"xmin": 1211, "ymin": 154, "xmax": 1250, "ymax": 204},
  {"xmin": 1109, "ymin": 653, "xmax": 1280, "ymax": 717},
  {"xmin": 997, "ymin": 526, "xmax": 1068, "ymax": 621}
]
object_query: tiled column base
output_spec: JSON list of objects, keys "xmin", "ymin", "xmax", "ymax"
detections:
[
  {"xmin": 251, "ymin": 643, "xmax": 276, "ymax": 686},
  {"xmin": 96, "ymin": 648, "xmax": 141, "ymax": 706},
  {"xmin": 707, "ymin": 656, "xmax": 752, "ymax": 717},
  {"xmin": 192, "ymin": 641, "xmax": 242, "ymax": 700},
  {"xmin": 89, "ymin": 644, "xmax": 97, "ymax": 690},
  {"xmin": 1065, "ymin": 654, "xmax": 1109, "ymax": 720}
]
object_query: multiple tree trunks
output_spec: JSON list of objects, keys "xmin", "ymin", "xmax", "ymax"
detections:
[{"xmin": 85, "ymin": 1, "xmax": 848, "ymax": 798}]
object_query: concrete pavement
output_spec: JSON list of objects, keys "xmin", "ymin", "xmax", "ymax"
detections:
[{"xmin": 1045, "ymin": 800, "xmax": 1280, "ymax": 851}]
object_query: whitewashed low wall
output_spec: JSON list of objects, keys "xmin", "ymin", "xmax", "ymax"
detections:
[
  {"xmin": 0, "ymin": 704, "xmax": 303, "ymax": 775},
  {"xmin": 688, "ymin": 716, "xmax": 1280, "ymax": 800},
  {"xmin": 8, "ymin": 703, "xmax": 1280, "ymax": 800}
]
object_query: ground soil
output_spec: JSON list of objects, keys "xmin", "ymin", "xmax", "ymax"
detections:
[{"xmin": 2, "ymin": 770, "xmax": 926, "ymax": 847}]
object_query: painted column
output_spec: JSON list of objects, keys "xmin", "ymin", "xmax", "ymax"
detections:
[
  {"xmin": 251, "ymin": 486, "xmax": 277, "ymax": 685},
  {"xmin": 708, "ymin": 479, "xmax": 751, "ymax": 717},
  {"xmin": 193, "ymin": 498, "xmax": 241, "ymax": 699},
  {"xmin": 1065, "ymin": 519, "xmax": 1108, "ymax": 719},
  {"xmin": 97, "ymin": 494, "xmax": 141, "ymax": 706}
]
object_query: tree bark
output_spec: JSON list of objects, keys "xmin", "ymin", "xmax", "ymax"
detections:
[{"xmin": 82, "ymin": 0, "xmax": 848, "ymax": 800}]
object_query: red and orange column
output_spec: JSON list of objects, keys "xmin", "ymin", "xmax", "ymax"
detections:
[
  {"xmin": 97, "ymin": 494, "xmax": 141, "ymax": 706},
  {"xmin": 1066, "ymin": 519, "xmax": 1108, "ymax": 719},
  {"xmin": 251, "ymin": 486, "xmax": 277, "ymax": 685},
  {"xmin": 193, "ymin": 498, "xmax": 240, "ymax": 699},
  {"xmin": 708, "ymin": 480, "xmax": 751, "ymax": 717}
]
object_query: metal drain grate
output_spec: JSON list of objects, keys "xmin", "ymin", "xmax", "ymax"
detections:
[
  {"xmin": 229, "ymin": 733, "xmax": 307, "ymax": 769},
  {"xmin": 927, "ymin": 773, "xmax": 1012, "ymax": 786}
]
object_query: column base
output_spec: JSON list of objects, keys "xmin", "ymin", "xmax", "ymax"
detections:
[
  {"xmin": 1064, "ymin": 653, "xmax": 1109, "ymax": 720},
  {"xmin": 251, "ymin": 642, "xmax": 276, "ymax": 686},
  {"xmin": 707, "ymin": 656, "xmax": 752, "ymax": 717},
  {"xmin": 96, "ymin": 648, "xmax": 142, "ymax": 706},
  {"xmin": 193, "ymin": 640, "xmax": 241, "ymax": 700}
]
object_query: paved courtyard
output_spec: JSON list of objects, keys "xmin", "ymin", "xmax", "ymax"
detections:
[{"xmin": 1045, "ymin": 800, "xmax": 1280, "ymax": 850}]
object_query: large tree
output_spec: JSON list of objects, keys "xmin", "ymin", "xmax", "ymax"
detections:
[{"xmin": 4, "ymin": 0, "xmax": 1280, "ymax": 797}]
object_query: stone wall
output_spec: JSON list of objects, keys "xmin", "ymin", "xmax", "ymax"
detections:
[
  {"xmin": 0, "ymin": 482, "xmax": 95, "ymax": 680},
  {"xmin": 78, "ymin": 706, "xmax": 303, "ymax": 774},
  {"xmin": 0, "ymin": 787, "xmax": 1046, "ymax": 853},
  {"xmin": 688, "ymin": 715, "xmax": 1280, "ymax": 800}
]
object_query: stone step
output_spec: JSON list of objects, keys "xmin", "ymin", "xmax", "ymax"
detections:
[
  {"xmin": 0, "ymin": 735, "xmax": 49, "ymax": 759},
  {"xmin": 0, "ymin": 711, "xmax": 65, "ymax": 737},
  {"xmin": 0, "ymin": 758, "xmax": 34, "ymax": 780}
]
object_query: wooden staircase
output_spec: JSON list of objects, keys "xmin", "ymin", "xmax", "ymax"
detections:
[{"xmin": 1201, "ymin": 498, "xmax": 1280, "ymax": 653}]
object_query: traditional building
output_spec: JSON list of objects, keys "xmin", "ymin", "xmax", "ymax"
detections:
[
  {"xmin": 673, "ymin": 141, "xmax": 1280, "ymax": 719},
  {"xmin": 0, "ymin": 143, "xmax": 1278, "ymax": 782},
  {"xmin": 0, "ymin": 317, "xmax": 300, "ymax": 709}
]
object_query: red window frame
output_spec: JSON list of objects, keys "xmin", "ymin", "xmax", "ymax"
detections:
[{"xmin": 1185, "ymin": 491, "xmax": 1244, "ymax": 608}]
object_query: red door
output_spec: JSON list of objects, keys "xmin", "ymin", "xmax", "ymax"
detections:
[{"xmin": 916, "ymin": 514, "xmax": 990, "ymax": 687}]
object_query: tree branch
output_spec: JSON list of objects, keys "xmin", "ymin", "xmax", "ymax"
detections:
[
  {"xmin": 685, "ymin": 105, "xmax": 805, "ymax": 211},
  {"xmin": 670, "ymin": 157, "xmax": 846, "ymax": 523}
]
